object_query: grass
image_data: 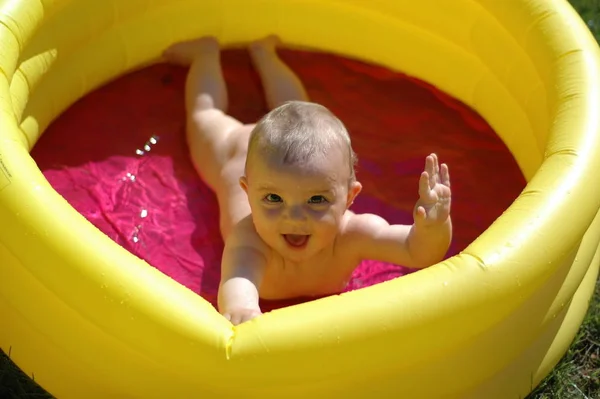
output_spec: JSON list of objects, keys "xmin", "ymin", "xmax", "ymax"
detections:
[
  {"xmin": 527, "ymin": 281, "xmax": 600, "ymax": 399},
  {"xmin": 0, "ymin": 349, "xmax": 51, "ymax": 399},
  {"xmin": 1, "ymin": 1, "xmax": 600, "ymax": 398},
  {"xmin": 573, "ymin": 0, "xmax": 600, "ymax": 40}
]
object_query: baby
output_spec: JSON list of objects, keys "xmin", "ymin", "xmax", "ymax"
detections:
[{"xmin": 163, "ymin": 35, "xmax": 452, "ymax": 325}]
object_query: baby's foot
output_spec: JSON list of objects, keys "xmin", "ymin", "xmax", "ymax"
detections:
[
  {"xmin": 249, "ymin": 35, "xmax": 282, "ymax": 60},
  {"xmin": 163, "ymin": 36, "xmax": 220, "ymax": 65}
]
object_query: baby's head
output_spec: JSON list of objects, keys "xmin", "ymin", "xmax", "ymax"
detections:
[
  {"xmin": 245, "ymin": 101, "xmax": 357, "ymax": 182},
  {"xmin": 240, "ymin": 101, "xmax": 362, "ymax": 262}
]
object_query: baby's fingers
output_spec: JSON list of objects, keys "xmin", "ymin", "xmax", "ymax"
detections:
[
  {"xmin": 419, "ymin": 171, "xmax": 433, "ymax": 198},
  {"xmin": 415, "ymin": 205, "xmax": 428, "ymax": 222},
  {"xmin": 432, "ymin": 153, "xmax": 439, "ymax": 174},
  {"xmin": 424, "ymin": 155, "xmax": 435, "ymax": 178},
  {"xmin": 223, "ymin": 312, "xmax": 244, "ymax": 326},
  {"xmin": 440, "ymin": 163, "xmax": 451, "ymax": 187}
]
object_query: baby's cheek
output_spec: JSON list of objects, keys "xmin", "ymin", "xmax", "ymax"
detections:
[
  {"xmin": 262, "ymin": 207, "xmax": 281, "ymax": 221},
  {"xmin": 312, "ymin": 210, "xmax": 340, "ymax": 232},
  {"xmin": 307, "ymin": 207, "xmax": 334, "ymax": 220},
  {"xmin": 253, "ymin": 208, "xmax": 281, "ymax": 235}
]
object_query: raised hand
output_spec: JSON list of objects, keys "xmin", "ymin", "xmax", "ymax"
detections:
[{"xmin": 414, "ymin": 153, "xmax": 451, "ymax": 226}]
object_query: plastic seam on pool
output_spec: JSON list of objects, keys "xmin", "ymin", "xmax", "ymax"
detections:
[
  {"xmin": 225, "ymin": 326, "xmax": 234, "ymax": 360},
  {"xmin": 0, "ymin": 19, "xmax": 19, "ymax": 78}
]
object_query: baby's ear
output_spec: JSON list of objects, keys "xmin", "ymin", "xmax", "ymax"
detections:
[
  {"xmin": 347, "ymin": 181, "xmax": 362, "ymax": 208},
  {"xmin": 239, "ymin": 176, "xmax": 249, "ymax": 194}
]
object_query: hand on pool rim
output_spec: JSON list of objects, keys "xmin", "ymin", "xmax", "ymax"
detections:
[
  {"xmin": 414, "ymin": 153, "xmax": 451, "ymax": 226},
  {"xmin": 223, "ymin": 307, "xmax": 263, "ymax": 325}
]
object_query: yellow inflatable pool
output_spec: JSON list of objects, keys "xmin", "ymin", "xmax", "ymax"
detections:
[{"xmin": 1, "ymin": 0, "xmax": 600, "ymax": 397}]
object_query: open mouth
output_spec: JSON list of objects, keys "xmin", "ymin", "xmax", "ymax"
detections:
[{"xmin": 283, "ymin": 234, "xmax": 310, "ymax": 249}]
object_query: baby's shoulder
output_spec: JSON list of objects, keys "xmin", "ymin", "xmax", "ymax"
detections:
[
  {"xmin": 227, "ymin": 216, "xmax": 270, "ymax": 254},
  {"xmin": 334, "ymin": 212, "xmax": 398, "ymax": 265},
  {"xmin": 341, "ymin": 211, "xmax": 388, "ymax": 238},
  {"xmin": 334, "ymin": 212, "xmax": 384, "ymax": 255}
]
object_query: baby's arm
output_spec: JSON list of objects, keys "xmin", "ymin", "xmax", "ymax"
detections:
[
  {"xmin": 348, "ymin": 153, "xmax": 452, "ymax": 268},
  {"xmin": 349, "ymin": 212, "xmax": 451, "ymax": 268},
  {"xmin": 217, "ymin": 223, "xmax": 267, "ymax": 325}
]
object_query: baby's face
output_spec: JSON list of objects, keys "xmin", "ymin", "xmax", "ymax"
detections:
[{"xmin": 241, "ymin": 147, "xmax": 360, "ymax": 263}]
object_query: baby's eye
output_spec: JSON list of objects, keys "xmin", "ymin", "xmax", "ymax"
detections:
[
  {"xmin": 308, "ymin": 195, "xmax": 328, "ymax": 204},
  {"xmin": 264, "ymin": 193, "xmax": 283, "ymax": 203}
]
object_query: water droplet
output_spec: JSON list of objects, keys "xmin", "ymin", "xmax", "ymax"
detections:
[
  {"xmin": 136, "ymin": 149, "xmax": 144, "ymax": 156},
  {"xmin": 140, "ymin": 209, "xmax": 148, "ymax": 218},
  {"xmin": 144, "ymin": 144, "xmax": 151, "ymax": 152},
  {"xmin": 131, "ymin": 225, "xmax": 142, "ymax": 243},
  {"xmin": 122, "ymin": 172, "xmax": 136, "ymax": 182},
  {"xmin": 149, "ymin": 136, "xmax": 158, "ymax": 144}
]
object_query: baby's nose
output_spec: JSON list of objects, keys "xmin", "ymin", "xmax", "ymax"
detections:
[{"xmin": 287, "ymin": 205, "xmax": 307, "ymax": 221}]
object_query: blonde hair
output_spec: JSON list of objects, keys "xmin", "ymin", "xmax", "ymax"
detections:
[{"xmin": 246, "ymin": 101, "xmax": 358, "ymax": 180}]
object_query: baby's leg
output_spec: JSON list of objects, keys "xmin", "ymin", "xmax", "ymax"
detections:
[
  {"xmin": 164, "ymin": 37, "xmax": 252, "ymax": 240},
  {"xmin": 249, "ymin": 35, "xmax": 310, "ymax": 109},
  {"xmin": 163, "ymin": 35, "xmax": 311, "ymax": 240}
]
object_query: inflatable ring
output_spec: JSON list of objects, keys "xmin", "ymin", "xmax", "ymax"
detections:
[{"xmin": 1, "ymin": 0, "xmax": 600, "ymax": 397}]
